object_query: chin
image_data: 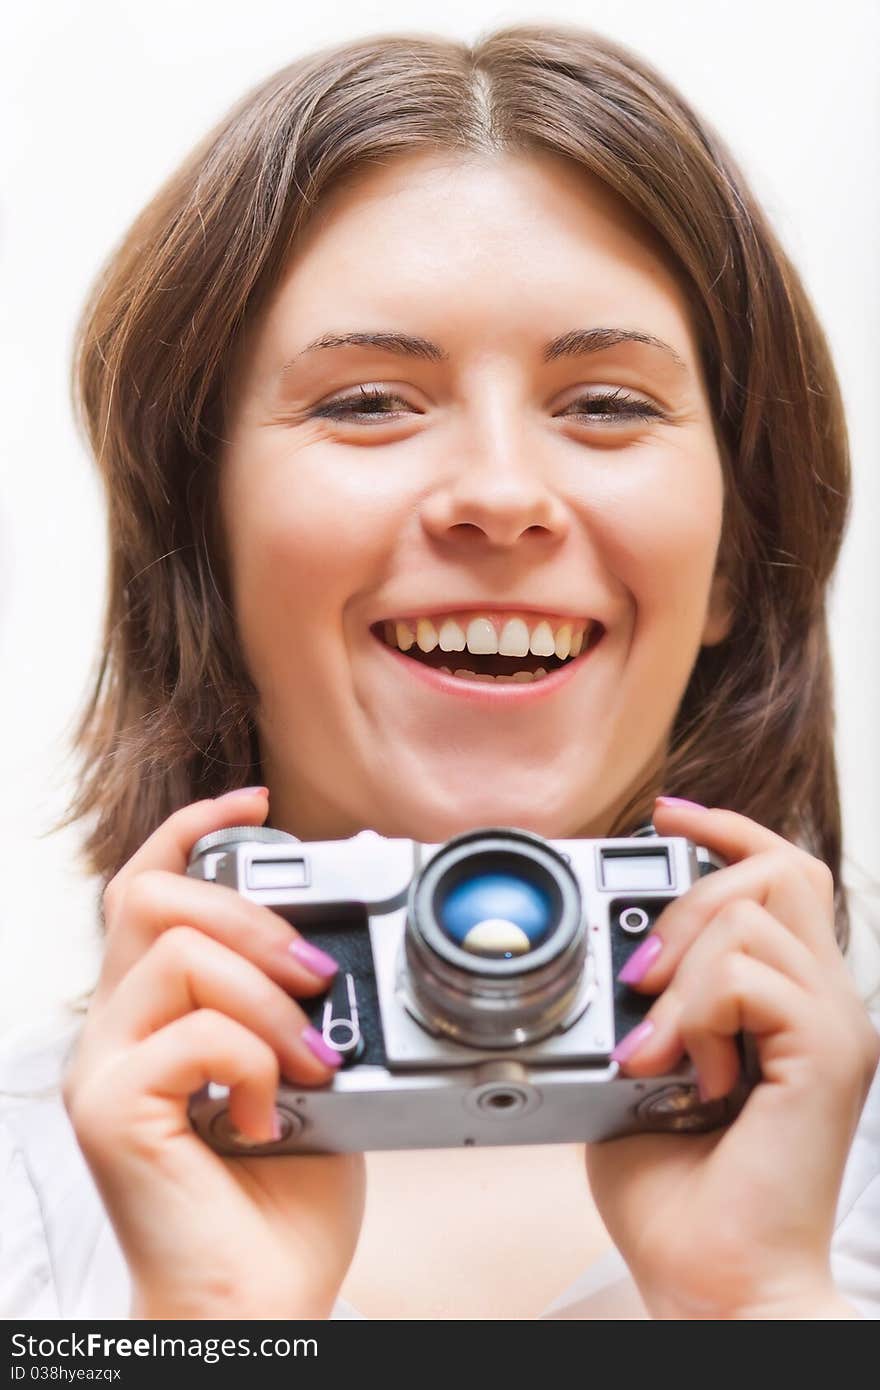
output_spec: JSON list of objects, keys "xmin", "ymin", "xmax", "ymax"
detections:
[{"xmin": 374, "ymin": 786, "xmax": 583, "ymax": 845}]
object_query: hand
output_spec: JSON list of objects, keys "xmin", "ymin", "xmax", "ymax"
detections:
[
  {"xmin": 63, "ymin": 789, "xmax": 365, "ymax": 1319},
  {"xmin": 585, "ymin": 799, "xmax": 880, "ymax": 1319}
]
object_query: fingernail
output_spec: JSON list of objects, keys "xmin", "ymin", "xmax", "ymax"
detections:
[
  {"xmin": 618, "ymin": 933, "xmax": 663, "ymax": 985},
  {"xmin": 655, "ymin": 796, "xmax": 706, "ymax": 810},
  {"xmin": 611, "ymin": 1019, "xmax": 655, "ymax": 1064},
  {"xmin": 229, "ymin": 1126, "xmax": 269, "ymax": 1148},
  {"xmin": 289, "ymin": 938, "xmax": 339, "ymax": 980},
  {"xmin": 271, "ymin": 1109, "xmax": 283, "ymax": 1141},
  {"xmin": 697, "ymin": 1075, "xmax": 712, "ymax": 1104},
  {"xmin": 215, "ymin": 785, "xmax": 269, "ymax": 801},
  {"xmin": 301, "ymin": 1024, "xmax": 343, "ymax": 1069}
]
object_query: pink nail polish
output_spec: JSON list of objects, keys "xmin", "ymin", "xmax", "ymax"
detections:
[
  {"xmin": 611, "ymin": 1019, "xmax": 655, "ymax": 1064},
  {"xmin": 655, "ymin": 796, "xmax": 705, "ymax": 810},
  {"xmin": 618, "ymin": 933, "xmax": 663, "ymax": 985},
  {"xmin": 290, "ymin": 938, "xmax": 339, "ymax": 980},
  {"xmin": 215, "ymin": 785, "xmax": 269, "ymax": 801},
  {"xmin": 301, "ymin": 1024, "xmax": 343, "ymax": 1069}
]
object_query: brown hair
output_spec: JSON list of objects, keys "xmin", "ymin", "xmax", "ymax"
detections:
[{"xmin": 58, "ymin": 23, "xmax": 853, "ymax": 944}]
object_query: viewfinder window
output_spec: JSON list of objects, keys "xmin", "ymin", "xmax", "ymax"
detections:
[
  {"xmin": 247, "ymin": 857, "xmax": 309, "ymax": 890},
  {"xmin": 601, "ymin": 850, "xmax": 671, "ymax": 890}
]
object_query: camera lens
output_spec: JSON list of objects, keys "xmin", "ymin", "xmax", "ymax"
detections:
[
  {"xmin": 436, "ymin": 859, "xmax": 555, "ymax": 959},
  {"xmin": 404, "ymin": 828, "xmax": 589, "ymax": 1047}
]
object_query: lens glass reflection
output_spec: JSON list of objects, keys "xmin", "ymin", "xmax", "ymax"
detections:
[{"xmin": 436, "ymin": 865, "xmax": 555, "ymax": 959}]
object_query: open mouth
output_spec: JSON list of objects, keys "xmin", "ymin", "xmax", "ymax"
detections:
[{"xmin": 369, "ymin": 619, "xmax": 603, "ymax": 683}]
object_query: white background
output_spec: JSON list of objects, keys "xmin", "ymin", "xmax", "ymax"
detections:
[{"xmin": 1, "ymin": 1, "xmax": 878, "ymax": 1034}]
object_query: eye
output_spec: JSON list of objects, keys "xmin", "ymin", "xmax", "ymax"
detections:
[
  {"xmin": 558, "ymin": 388, "xmax": 666, "ymax": 424},
  {"xmin": 309, "ymin": 386, "xmax": 412, "ymax": 423}
]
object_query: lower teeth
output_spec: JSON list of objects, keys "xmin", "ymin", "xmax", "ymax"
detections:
[{"xmin": 440, "ymin": 667, "xmax": 549, "ymax": 684}]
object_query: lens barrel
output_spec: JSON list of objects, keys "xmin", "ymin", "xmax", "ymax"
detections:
[{"xmin": 404, "ymin": 828, "xmax": 588, "ymax": 1047}]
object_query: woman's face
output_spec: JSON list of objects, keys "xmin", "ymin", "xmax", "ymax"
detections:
[{"xmin": 219, "ymin": 149, "xmax": 731, "ymax": 843}]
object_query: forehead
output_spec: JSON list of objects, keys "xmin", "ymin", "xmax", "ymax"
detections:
[{"xmin": 244, "ymin": 148, "xmax": 703, "ymax": 386}]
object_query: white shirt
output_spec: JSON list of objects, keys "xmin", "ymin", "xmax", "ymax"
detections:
[{"xmin": 3, "ymin": 897, "xmax": 880, "ymax": 1321}]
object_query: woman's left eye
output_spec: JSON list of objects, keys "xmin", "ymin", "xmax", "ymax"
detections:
[
  {"xmin": 309, "ymin": 384, "xmax": 666, "ymax": 425},
  {"xmin": 559, "ymin": 388, "xmax": 666, "ymax": 424}
]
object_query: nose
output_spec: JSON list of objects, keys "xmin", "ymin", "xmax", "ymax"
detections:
[{"xmin": 419, "ymin": 411, "xmax": 571, "ymax": 554}]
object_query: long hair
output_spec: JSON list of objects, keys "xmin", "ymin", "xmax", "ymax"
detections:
[{"xmin": 58, "ymin": 23, "xmax": 853, "ymax": 944}]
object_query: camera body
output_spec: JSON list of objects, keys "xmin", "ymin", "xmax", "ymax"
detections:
[{"xmin": 186, "ymin": 824, "xmax": 755, "ymax": 1154}]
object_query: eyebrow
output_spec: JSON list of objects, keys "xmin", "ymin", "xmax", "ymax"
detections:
[{"xmin": 281, "ymin": 327, "xmax": 689, "ymax": 373}]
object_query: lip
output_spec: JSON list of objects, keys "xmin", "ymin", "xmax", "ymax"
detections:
[
  {"xmin": 370, "ymin": 625, "xmax": 605, "ymax": 704},
  {"xmin": 372, "ymin": 604, "xmax": 598, "ymax": 628}
]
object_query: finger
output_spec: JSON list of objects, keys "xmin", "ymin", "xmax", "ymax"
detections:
[
  {"xmin": 612, "ymin": 901, "xmax": 820, "ymax": 1083},
  {"xmin": 618, "ymin": 954, "xmax": 810, "ymax": 1102},
  {"xmin": 651, "ymin": 799, "xmax": 836, "ymax": 908},
  {"xmin": 673, "ymin": 910, "xmax": 879, "ymax": 1109},
  {"xmin": 652, "ymin": 797, "xmax": 810, "ymax": 863},
  {"xmin": 678, "ymin": 953, "xmax": 821, "ymax": 1109},
  {"xmin": 89, "ymin": 926, "xmax": 342, "ymax": 1086},
  {"xmin": 101, "ymin": 788, "xmax": 271, "ymax": 932},
  {"xmin": 681, "ymin": 900, "xmax": 829, "ymax": 1101},
  {"xmin": 619, "ymin": 848, "xmax": 841, "ymax": 995},
  {"xmin": 89, "ymin": 1011, "xmax": 283, "ymax": 1146},
  {"xmin": 676, "ymin": 897, "xmax": 823, "ymax": 995},
  {"xmin": 96, "ymin": 867, "xmax": 339, "ymax": 1000}
]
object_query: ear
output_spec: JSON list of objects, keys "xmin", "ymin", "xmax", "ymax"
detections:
[{"xmin": 701, "ymin": 567, "xmax": 735, "ymax": 647}]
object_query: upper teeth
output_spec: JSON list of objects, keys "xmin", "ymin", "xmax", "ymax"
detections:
[{"xmin": 382, "ymin": 614, "xmax": 590, "ymax": 660}]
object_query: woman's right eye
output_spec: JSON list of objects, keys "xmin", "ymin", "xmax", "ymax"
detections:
[{"xmin": 310, "ymin": 386, "xmax": 411, "ymax": 422}]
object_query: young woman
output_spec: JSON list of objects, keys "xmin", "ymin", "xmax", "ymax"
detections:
[{"xmin": 3, "ymin": 24, "xmax": 879, "ymax": 1320}]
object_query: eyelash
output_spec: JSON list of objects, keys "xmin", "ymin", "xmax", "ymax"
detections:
[{"xmin": 310, "ymin": 384, "xmax": 666, "ymax": 425}]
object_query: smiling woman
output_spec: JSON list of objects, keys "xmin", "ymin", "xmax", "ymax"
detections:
[
  {"xmin": 5, "ymin": 22, "xmax": 878, "ymax": 1323},
  {"xmin": 60, "ymin": 28, "xmax": 851, "ymax": 920}
]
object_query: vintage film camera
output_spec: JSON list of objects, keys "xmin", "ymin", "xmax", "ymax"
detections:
[{"xmin": 186, "ymin": 825, "xmax": 756, "ymax": 1154}]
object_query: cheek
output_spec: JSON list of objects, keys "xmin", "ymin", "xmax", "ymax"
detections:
[
  {"xmin": 568, "ymin": 441, "xmax": 723, "ymax": 717},
  {"xmin": 223, "ymin": 442, "xmax": 398, "ymax": 623},
  {"xmin": 586, "ymin": 442, "xmax": 723, "ymax": 628}
]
